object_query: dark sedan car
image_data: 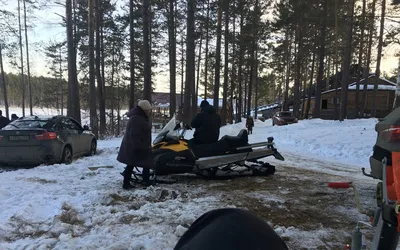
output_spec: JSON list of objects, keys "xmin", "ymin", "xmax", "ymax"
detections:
[
  {"xmin": 370, "ymin": 107, "xmax": 400, "ymax": 180},
  {"xmin": 0, "ymin": 115, "xmax": 97, "ymax": 166},
  {"xmin": 272, "ymin": 111, "xmax": 298, "ymax": 126}
]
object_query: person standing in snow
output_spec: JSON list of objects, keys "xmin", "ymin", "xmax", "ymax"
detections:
[
  {"xmin": 0, "ymin": 110, "xmax": 10, "ymax": 129},
  {"xmin": 117, "ymin": 100, "xmax": 153, "ymax": 189},
  {"xmin": 191, "ymin": 100, "xmax": 221, "ymax": 144},
  {"xmin": 246, "ymin": 116, "xmax": 254, "ymax": 135}
]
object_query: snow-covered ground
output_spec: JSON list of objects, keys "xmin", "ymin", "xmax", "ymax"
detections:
[{"xmin": 0, "ymin": 117, "xmax": 383, "ymax": 249}]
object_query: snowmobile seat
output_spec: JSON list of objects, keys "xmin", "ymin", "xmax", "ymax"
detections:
[{"xmin": 221, "ymin": 129, "xmax": 249, "ymax": 147}]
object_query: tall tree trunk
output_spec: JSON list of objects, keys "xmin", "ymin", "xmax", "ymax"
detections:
[
  {"xmin": 371, "ymin": 0, "xmax": 386, "ymax": 118},
  {"xmin": 361, "ymin": 0, "xmax": 376, "ymax": 116},
  {"xmin": 59, "ymin": 47, "xmax": 63, "ymax": 115},
  {"xmin": 204, "ymin": 0, "xmax": 210, "ymax": 98},
  {"xmin": 247, "ymin": 0, "xmax": 259, "ymax": 117},
  {"xmin": 237, "ymin": 0, "xmax": 244, "ymax": 122},
  {"xmin": 312, "ymin": 0, "xmax": 327, "ymax": 118},
  {"xmin": 305, "ymin": 50, "xmax": 316, "ymax": 119},
  {"xmin": 180, "ymin": 36, "xmax": 184, "ymax": 106},
  {"xmin": 355, "ymin": 0, "xmax": 366, "ymax": 118},
  {"xmin": 194, "ymin": 25, "xmax": 203, "ymax": 116},
  {"xmin": 230, "ymin": 8, "xmax": 236, "ymax": 124},
  {"xmin": 110, "ymin": 44, "xmax": 116, "ymax": 135},
  {"xmin": 129, "ymin": 0, "xmax": 135, "ymax": 109},
  {"xmin": 88, "ymin": 0, "xmax": 98, "ymax": 136},
  {"xmin": 96, "ymin": 0, "xmax": 106, "ymax": 137},
  {"xmin": 184, "ymin": 0, "xmax": 195, "ymax": 122},
  {"xmin": 333, "ymin": 0, "xmax": 340, "ymax": 120},
  {"xmin": 168, "ymin": 0, "xmax": 176, "ymax": 117},
  {"xmin": 293, "ymin": 18, "xmax": 303, "ymax": 118},
  {"xmin": 143, "ymin": 0, "xmax": 152, "ymax": 102},
  {"xmin": 340, "ymin": 0, "xmax": 355, "ymax": 121},
  {"xmin": 254, "ymin": 51, "xmax": 259, "ymax": 119},
  {"xmin": 213, "ymin": 0, "xmax": 222, "ymax": 110},
  {"xmin": 283, "ymin": 30, "xmax": 292, "ymax": 111},
  {"xmin": 67, "ymin": 0, "xmax": 81, "ymax": 123},
  {"xmin": 221, "ymin": 0, "xmax": 229, "ymax": 125},
  {"xmin": 17, "ymin": 0, "xmax": 25, "ymax": 116},
  {"xmin": 244, "ymin": 71, "xmax": 247, "ymax": 115},
  {"xmin": 0, "ymin": 45, "xmax": 9, "ymax": 119},
  {"xmin": 23, "ymin": 0, "xmax": 33, "ymax": 116}
]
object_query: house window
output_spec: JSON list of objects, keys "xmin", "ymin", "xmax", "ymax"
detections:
[{"xmin": 322, "ymin": 100, "xmax": 328, "ymax": 109}]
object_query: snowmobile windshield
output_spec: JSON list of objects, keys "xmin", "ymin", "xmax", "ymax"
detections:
[{"xmin": 153, "ymin": 116, "xmax": 180, "ymax": 144}]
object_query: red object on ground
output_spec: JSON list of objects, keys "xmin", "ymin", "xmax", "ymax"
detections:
[{"xmin": 328, "ymin": 182, "xmax": 351, "ymax": 189}]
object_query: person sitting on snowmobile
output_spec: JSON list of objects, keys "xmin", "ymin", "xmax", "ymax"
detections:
[
  {"xmin": 191, "ymin": 100, "xmax": 221, "ymax": 144},
  {"xmin": 117, "ymin": 100, "xmax": 153, "ymax": 189}
]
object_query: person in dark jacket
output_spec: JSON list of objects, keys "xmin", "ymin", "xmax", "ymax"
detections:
[
  {"xmin": 174, "ymin": 208, "xmax": 288, "ymax": 250},
  {"xmin": 191, "ymin": 100, "xmax": 221, "ymax": 144},
  {"xmin": 0, "ymin": 110, "xmax": 10, "ymax": 129},
  {"xmin": 11, "ymin": 114, "xmax": 19, "ymax": 122},
  {"xmin": 246, "ymin": 116, "xmax": 254, "ymax": 134},
  {"xmin": 117, "ymin": 100, "xmax": 153, "ymax": 189}
]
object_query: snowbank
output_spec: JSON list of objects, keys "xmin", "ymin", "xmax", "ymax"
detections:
[{"xmin": 186, "ymin": 118, "xmax": 378, "ymax": 169}]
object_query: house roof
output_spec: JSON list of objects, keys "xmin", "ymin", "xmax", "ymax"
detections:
[
  {"xmin": 321, "ymin": 75, "xmax": 396, "ymax": 95},
  {"xmin": 151, "ymin": 92, "xmax": 223, "ymax": 108}
]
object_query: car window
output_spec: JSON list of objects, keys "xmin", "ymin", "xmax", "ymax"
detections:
[
  {"xmin": 4, "ymin": 120, "xmax": 52, "ymax": 130},
  {"xmin": 61, "ymin": 118, "xmax": 81, "ymax": 132}
]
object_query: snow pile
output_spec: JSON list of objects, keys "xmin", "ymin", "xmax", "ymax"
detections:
[{"xmin": 0, "ymin": 146, "xmax": 226, "ymax": 249}]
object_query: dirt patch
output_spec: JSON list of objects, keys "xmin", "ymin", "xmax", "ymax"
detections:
[
  {"xmin": 188, "ymin": 165, "xmax": 372, "ymax": 249},
  {"xmin": 58, "ymin": 202, "xmax": 84, "ymax": 225},
  {"xmin": 16, "ymin": 177, "xmax": 57, "ymax": 184}
]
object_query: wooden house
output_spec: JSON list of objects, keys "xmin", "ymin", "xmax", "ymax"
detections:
[{"xmin": 302, "ymin": 75, "xmax": 397, "ymax": 119}]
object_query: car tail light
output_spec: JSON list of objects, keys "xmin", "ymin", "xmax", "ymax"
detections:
[
  {"xmin": 381, "ymin": 125, "xmax": 400, "ymax": 142},
  {"xmin": 35, "ymin": 132, "xmax": 57, "ymax": 140}
]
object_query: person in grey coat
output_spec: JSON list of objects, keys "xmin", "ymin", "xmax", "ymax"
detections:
[{"xmin": 117, "ymin": 100, "xmax": 153, "ymax": 189}]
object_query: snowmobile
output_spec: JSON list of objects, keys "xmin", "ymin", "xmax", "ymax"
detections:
[
  {"xmin": 329, "ymin": 107, "xmax": 400, "ymax": 250},
  {"xmin": 126, "ymin": 116, "xmax": 285, "ymax": 184}
]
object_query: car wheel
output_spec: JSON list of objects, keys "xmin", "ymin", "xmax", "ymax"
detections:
[
  {"xmin": 89, "ymin": 140, "xmax": 97, "ymax": 156},
  {"xmin": 61, "ymin": 146, "xmax": 73, "ymax": 164}
]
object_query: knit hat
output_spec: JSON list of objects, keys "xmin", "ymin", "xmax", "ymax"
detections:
[
  {"xmin": 200, "ymin": 100, "xmax": 210, "ymax": 108},
  {"xmin": 138, "ymin": 100, "xmax": 152, "ymax": 111}
]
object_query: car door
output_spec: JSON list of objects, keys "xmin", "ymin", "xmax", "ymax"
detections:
[
  {"xmin": 61, "ymin": 118, "xmax": 84, "ymax": 155},
  {"xmin": 70, "ymin": 118, "xmax": 92, "ymax": 154}
]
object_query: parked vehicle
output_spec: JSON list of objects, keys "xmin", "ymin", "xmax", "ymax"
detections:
[
  {"xmin": 0, "ymin": 115, "xmax": 97, "ymax": 166},
  {"xmin": 329, "ymin": 106, "xmax": 400, "ymax": 249},
  {"xmin": 272, "ymin": 111, "xmax": 298, "ymax": 126}
]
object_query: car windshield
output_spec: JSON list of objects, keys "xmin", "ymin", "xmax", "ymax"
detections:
[
  {"xmin": 4, "ymin": 120, "xmax": 52, "ymax": 130},
  {"xmin": 279, "ymin": 112, "xmax": 293, "ymax": 117}
]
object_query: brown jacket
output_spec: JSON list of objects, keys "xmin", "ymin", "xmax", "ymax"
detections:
[
  {"xmin": 117, "ymin": 107, "xmax": 153, "ymax": 168},
  {"xmin": 246, "ymin": 118, "xmax": 254, "ymax": 128}
]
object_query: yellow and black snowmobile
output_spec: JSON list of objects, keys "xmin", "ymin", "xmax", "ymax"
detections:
[{"xmin": 129, "ymin": 116, "xmax": 284, "ymax": 184}]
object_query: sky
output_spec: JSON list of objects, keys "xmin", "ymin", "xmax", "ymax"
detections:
[{"xmin": 2, "ymin": 1, "xmax": 400, "ymax": 94}]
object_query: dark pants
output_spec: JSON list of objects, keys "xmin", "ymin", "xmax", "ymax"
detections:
[
  {"xmin": 174, "ymin": 208, "xmax": 288, "ymax": 250},
  {"xmin": 247, "ymin": 127, "xmax": 253, "ymax": 134},
  {"xmin": 124, "ymin": 165, "xmax": 151, "ymax": 185}
]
